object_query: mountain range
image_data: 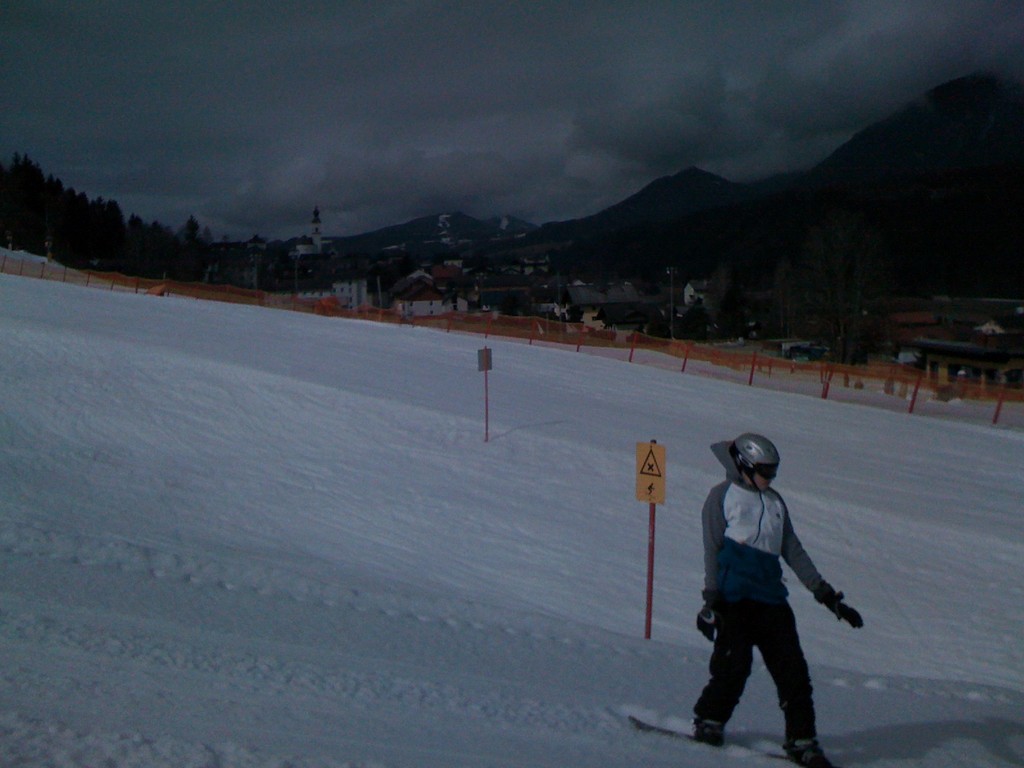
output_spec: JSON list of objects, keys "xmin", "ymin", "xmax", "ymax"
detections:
[
  {"xmin": 327, "ymin": 72, "xmax": 1024, "ymax": 297},
  {"xmin": 327, "ymin": 212, "xmax": 536, "ymax": 256}
]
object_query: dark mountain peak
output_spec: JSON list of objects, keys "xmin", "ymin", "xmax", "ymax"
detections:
[
  {"xmin": 593, "ymin": 166, "xmax": 745, "ymax": 223},
  {"xmin": 640, "ymin": 166, "xmax": 737, "ymax": 195},
  {"xmin": 524, "ymin": 165, "xmax": 749, "ymax": 246},
  {"xmin": 607, "ymin": 166, "xmax": 750, "ymax": 221},
  {"xmin": 925, "ymin": 71, "xmax": 1017, "ymax": 114},
  {"xmin": 674, "ymin": 165, "xmax": 725, "ymax": 180},
  {"xmin": 806, "ymin": 71, "xmax": 1024, "ymax": 186}
]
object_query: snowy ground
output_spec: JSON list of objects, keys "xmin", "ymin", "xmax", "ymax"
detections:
[{"xmin": 1, "ymin": 273, "xmax": 1022, "ymax": 768}]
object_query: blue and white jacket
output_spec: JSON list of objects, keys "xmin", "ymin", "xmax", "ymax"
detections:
[{"xmin": 702, "ymin": 441, "xmax": 824, "ymax": 605}]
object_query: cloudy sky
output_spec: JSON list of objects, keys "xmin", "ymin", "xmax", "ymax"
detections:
[{"xmin": 3, "ymin": 1, "xmax": 1023, "ymax": 241}]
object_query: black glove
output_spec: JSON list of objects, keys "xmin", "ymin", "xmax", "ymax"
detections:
[
  {"xmin": 814, "ymin": 581, "xmax": 864, "ymax": 628},
  {"xmin": 696, "ymin": 596, "xmax": 724, "ymax": 642}
]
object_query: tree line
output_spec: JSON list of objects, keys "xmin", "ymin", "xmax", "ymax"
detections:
[{"xmin": 0, "ymin": 154, "xmax": 211, "ymax": 281}]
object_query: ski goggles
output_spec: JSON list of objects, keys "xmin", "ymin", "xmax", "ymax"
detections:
[{"xmin": 754, "ymin": 463, "xmax": 778, "ymax": 480}]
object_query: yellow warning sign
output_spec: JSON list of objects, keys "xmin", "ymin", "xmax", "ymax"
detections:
[{"xmin": 636, "ymin": 441, "xmax": 666, "ymax": 504}]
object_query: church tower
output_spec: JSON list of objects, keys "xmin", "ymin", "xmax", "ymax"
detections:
[{"xmin": 311, "ymin": 206, "xmax": 322, "ymax": 254}]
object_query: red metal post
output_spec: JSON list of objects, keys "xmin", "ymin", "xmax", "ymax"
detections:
[
  {"xmin": 820, "ymin": 365, "xmax": 834, "ymax": 399},
  {"xmin": 908, "ymin": 371, "xmax": 924, "ymax": 414},
  {"xmin": 645, "ymin": 501, "xmax": 656, "ymax": 639},
  {"xmin": 993, "ymin": 384, "xmax": 1007, "ymax": 425},
  {"xmin": 484, "ymin": 367, "xmax": 490, "ymax": 442},
  {"xmin": 748, "ymin": 351, "xmax": 758, "ymax": 386},
  {"xmin": 681, "ymin": 342, "xmax": 692, "ymax": 373}
]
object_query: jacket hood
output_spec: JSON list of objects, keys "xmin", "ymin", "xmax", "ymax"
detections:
[{"xmin": 711, "ymin": 440, "xmax": 742, "ymax": 482}]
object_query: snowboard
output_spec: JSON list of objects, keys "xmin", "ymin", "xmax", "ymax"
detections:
[
  {"xmin": 627, "ymin": 715, "xmax": 840, "ymax": 766},
  {"xmin": 628, "ymin": 714, "xmax": 695, "ymax": 740}
]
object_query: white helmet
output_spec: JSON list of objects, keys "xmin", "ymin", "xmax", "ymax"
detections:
[{"xmin": 730, "ymin": 433, "xmax": 780, "ymax": 480}]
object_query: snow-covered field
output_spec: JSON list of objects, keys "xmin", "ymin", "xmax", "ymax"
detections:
[{"xmin": 1, "ymin": 273, "xmax": 1022, "ymax": 767}]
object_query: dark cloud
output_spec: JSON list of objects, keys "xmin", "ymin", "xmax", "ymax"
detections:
[{"xmin": 3, "ymin": 1, "xmax": 1023, "ymax": 240}]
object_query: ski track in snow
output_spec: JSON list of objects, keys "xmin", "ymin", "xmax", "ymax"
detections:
[
  {"xmin": 6, "ymin": 515, "xmax": 1020, "ymax": 767},
  {"xmin": 0, "ymin": 518, "xmax": 648, "ymax": 766}
]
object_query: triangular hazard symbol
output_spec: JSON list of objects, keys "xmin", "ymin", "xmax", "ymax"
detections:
[{"xmin": 639, "ymin": 447, "xmax": 663, "ymax": 477}]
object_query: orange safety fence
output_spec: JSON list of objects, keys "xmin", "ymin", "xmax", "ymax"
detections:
[
  {"xmin": 618, "ymin": 329, "xmax": 1024, "ymax": 427},
  {"xmin": 1, "ymin": 256, "xmax": 267, "ymax": 305},
  {"xmin": 4, "ymin": 255, "xmax": 1022, "ymax": 429}
]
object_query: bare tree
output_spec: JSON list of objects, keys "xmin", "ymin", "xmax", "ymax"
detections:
[
  {"xmin": 705, "ymin": 261, "xmax": 747, "ymax": 339},
  {"xmin": 772, "ymin": 256, "xmax": 795, "ymax": 338},
  {"xmin": 792, "ymin": 209, "xmax": 894, "ymax": 363}
]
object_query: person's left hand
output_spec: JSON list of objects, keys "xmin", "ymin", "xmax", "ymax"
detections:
[{"xmin": 814, "ymin": 582, "xmax": 863, "ymax": 628}]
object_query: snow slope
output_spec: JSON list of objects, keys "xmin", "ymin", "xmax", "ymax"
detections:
[{"xmin": 1, "ymin": 273, "xmax": 1022, "ymax": 767}]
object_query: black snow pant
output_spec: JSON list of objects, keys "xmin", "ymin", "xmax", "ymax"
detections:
[{"xmin": 693, "ymin": 599, "xmax": 816, "ymax": 741}]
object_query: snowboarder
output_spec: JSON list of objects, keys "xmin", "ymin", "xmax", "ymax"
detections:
[{"xmin": 691, "ymin": 433, "xmax": 863, "ymax": 768}]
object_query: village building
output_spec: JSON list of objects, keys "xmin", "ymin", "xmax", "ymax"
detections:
[
  {"xmin": 684, "ymin": 279, "xmax": 710, "ymax": 306},
  {"xmin": 898, "ymin": 303, "xmax": 1024, "ymax": 386},
  {"xmin": 391, "ymin": 270, "xmax": 467, "ymax": 318}
]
